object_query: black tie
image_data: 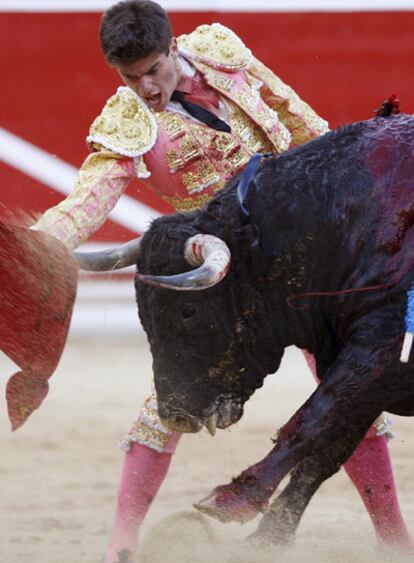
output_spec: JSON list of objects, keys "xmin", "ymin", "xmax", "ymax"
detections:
[{"xmin": 171, "ymin": 90, "xmax": 231, "ymax": 133}]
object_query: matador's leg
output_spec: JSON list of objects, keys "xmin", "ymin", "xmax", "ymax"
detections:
[
  {"xmin": 344, "ymin": 418, "xmax": 413, "ymax": 548},
  {"xmin": 104, "ymin": 393, "xmax": 181, "ymax": 563}
]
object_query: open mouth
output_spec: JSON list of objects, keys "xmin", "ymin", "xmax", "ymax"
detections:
[
  {"xmin": 158, "ymin": 395, "xmax": 244, "ymax": 435},
  {"xmin": 203, "ymin": 395, "xmax": 244, "ymax": 436},
  {"xmin": 146, "ymin": 93, "xmax": 162, "ymax": 109}
]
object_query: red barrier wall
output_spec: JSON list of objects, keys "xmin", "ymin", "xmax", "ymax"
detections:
[{"xmin": 2, "ymin": 11, "xmax": 414, "ymax": 240}]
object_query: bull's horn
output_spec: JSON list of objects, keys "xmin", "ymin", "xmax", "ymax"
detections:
[
  {"xmin": 136, "ymin": 234, "xmax": 231, "ymax": 291},
  {"xmin": 74, "ymin": 238, "xmax": 141, "ymax": 271}
]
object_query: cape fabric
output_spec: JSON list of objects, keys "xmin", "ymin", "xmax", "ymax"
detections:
[{"xmin": 0, "ymin": 222, "xmax": 78, "ymax": 430}]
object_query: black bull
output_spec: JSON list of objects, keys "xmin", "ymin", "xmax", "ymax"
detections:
[{"xmin": 135, "ymin": 113, "xmax": 414, "ymax": 542}]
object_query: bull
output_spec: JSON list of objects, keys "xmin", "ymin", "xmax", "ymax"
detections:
[
  {"xmin": 121, "ymin": 112, "xmax": 414, "ymax": 543},
  {"xmin": 4, "ymin": 111, "xmax": 413, "ymax": 544}
]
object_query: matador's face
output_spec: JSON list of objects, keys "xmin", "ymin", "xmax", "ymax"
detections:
[{"xmin": 115, "ymin": 38, "xmax": 181, "ymax": 112}]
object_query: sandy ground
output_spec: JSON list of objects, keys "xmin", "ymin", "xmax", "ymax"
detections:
[{"xmin": 1, "ymin": 333, "xmax": 414, "ymax": 563}]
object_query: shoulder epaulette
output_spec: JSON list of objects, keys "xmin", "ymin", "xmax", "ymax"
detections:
[
  {"xmin": 87, "ymin": 86, "xmax": 157, "ymax": 157},
  {"xmin": 178, "ymin": 23, "xmax": 252, "ymax": 73}
]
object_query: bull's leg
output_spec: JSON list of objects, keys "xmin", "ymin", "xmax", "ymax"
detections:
[
  {"xmin": 195, "ymin": 371, "xmax": 375, "ymax": 527},
  {"xmin": 194, "ymin": 349, "xmax": 359, "ymax": 524},
  {"xmin": 252, "ymin": 428, "xmax": 413, "ymax": 549},
  {"xmin": 251, "ymin": 454, "xmax": 337, "ymax": 545},
  {"xmin": 249, "ymin": 425, "xmax": 405, "ymax": 546},
  {"xmin": 196, "ymin": 329, "xmax": 413, "ymax": 543},
  {"xmin": 196, "ymin": 420, "xmax": 414, "ymax": 550},
  {"xmin": 303, "ymin": 350, "xmax": 413, "ymax": 549}
]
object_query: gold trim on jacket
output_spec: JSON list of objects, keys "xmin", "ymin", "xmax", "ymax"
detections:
[
  {"xmin": 87, "ymin": 86, "xmax": 157, "ymax": 158},
  {"xmin": 177, "ymin": 23, "xmax": 252, "ymax": 72}
]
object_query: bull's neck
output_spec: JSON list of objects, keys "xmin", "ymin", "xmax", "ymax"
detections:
[
  {"xmin": 231, "ymin": 221, "xmax": 348, "ymax": 362},
  {"xmin": 204, "ymin": 176, "xmax": 348, "ymax": 365}
]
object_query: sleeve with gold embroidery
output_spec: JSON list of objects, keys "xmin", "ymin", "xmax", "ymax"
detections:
[
  {"xmin": 247, "ymin": 56, "xmax": 329, "ymax": 146},
  {"xmin": 32, "ymin": 150, "xmax": 133, "ymax": 251},
  {"xmin": 33, "ymin": 86, "xmax": 156, "ymax": 251}
]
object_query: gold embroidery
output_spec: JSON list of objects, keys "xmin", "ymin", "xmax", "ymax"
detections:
[
  {"xmin": 234, "ymin": 93, "xmax": 291, "ymax": 153},
  {"xmin": 165, "ymin": 149, "xmax": 184, "ymax": 172},
  {"xmin": 193, "ymin": 41, "xmax": 209, "ymax": 54},
  {"xmin": 135, "ymin": 156, "xmax": 151, "ymax": 179},
  {"xmin": 227, "ymin": 149, "xmax": 250, "ymax": 170},
  {"xmin": 256, "ymin": 106, "xmax": 279, "ymax": 133},
  {"xmin": 245, "ymin": 72, "xmax": 263, "ymax": 91},
  {"xmin": 163, "ymin": 187, "xmax": 225, "ymax": 211},
  {"xmin": 164, "ymin": 136, "xmax": 203, "ymax": 173},
  {"xmin": 237, "ymin": 89, "xmax": 258, "ymax": 113},
  {"xmin": 235, "ymin": 86, "xmax": 282, "ymax": 137},
  {"xmin": 198, "ymin": 160, "xmax": 220, "ymax": 184},
  {"xmin": 33, "ymin": 150, "xmax": 129, "ymax": 250},
  {"xmin": 248, "ymin": 56, "xmax": 329, "ymax": 140},
  {"xmin": 88, "ymin": 87, "xmax": 157, "ymax": 157},
  {"xmin": 178, "ymin": 23, "xmax": 252, "ymax": 72},
  {"xmin": 190, "ymin": 60, "xmax": 290, "ymax": 153},
  {"xmin": 182, "ymin": 159, "xmax": 220, "ymax": 194},
  {"xmin": 158, "ymin": 112, "xmax": 186, "ymax": 141},
  {"xmin": 250, "ymin": 130, "xmax": 272, "ymax": 153},
  {"xmin": 205, "ymin": 72, "xmax": 236, "ymax": 93},
  {"xmin": 212, "ymin": 27, "xmax": 228, "ymax": 41},
  {"xmin": 214, "ymin": 134, "xmax": 239, "ymax": 157},
  {"xmin": 229, "ymin": 106, "xmax": 273, "ymax": 154},
  {"xmin": 249, "ymin": 57, "xmax": 293, "ymax": 99},
  {"xmin": 167, "ymin": 194, "xmax": 211, "ymax": 211},
  {"xmin": 118, "ymin": 394, "xmax": 173, "ymax": 453},
  {"xmin": 182, "ymin": 172, "xmax": 198, "ymax": 192},
  {"xmin": 180, "ymin": 138, "xmax": 202, "ymax": 163}
]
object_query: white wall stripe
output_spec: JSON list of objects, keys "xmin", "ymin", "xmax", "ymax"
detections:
[
  {"xmin": 0, "ymin": 127, "xmax": 160, "ymax": 234},
  {"xmin": 1, "ymin": 0, "xmax": 414, "ymax": 11}
]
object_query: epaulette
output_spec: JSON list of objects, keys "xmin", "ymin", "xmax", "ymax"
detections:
[
  {"xmin": 87, "ymin": 86, "xmax": 157, "ymax": 157},
  {"xmin": 178, "ymin": 23, "xmax": 252, "ymax": 73}
]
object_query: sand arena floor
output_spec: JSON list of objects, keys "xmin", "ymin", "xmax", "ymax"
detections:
[{"xmin": 1, "ymin": 333, "xmax": 414, "ymax": 562}]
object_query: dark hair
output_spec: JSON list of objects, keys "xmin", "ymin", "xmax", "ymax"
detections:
[{"xmin": 100, "ymin": 0, "xmax": 173, "ymax": 64}]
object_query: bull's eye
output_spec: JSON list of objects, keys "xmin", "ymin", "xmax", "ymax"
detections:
[{"xmin": 182, "ymin": 303, "xmax": 196, "ymax": 320}]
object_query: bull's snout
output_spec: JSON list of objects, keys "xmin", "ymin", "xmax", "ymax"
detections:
[{"xmin": 158, "ymin": 404, "xmax": 203, "ymax": 433}]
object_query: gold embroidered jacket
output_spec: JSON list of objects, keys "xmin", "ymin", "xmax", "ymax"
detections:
[{"xmin": 34, "ymin": 23, "xmax": 328, "ymax": 249}]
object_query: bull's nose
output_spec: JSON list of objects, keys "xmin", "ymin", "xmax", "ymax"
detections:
[{"xmin": 159, "ymin": 407, "xmax": 202, "ymax": 433}]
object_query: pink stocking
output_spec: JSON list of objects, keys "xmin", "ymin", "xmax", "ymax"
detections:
[
  {"xmin": 104, "ymin": 432, "xmax": 181, "ymax": 563},
  {"xmin": 344, "ymin": 431, "xmax": 413, "ymax": 549},
  {"xmin": 302, "ymin": 350, "xmax": 413, "ymax": 549}
]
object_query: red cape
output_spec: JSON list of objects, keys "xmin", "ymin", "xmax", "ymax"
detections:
[{"xmin": 0, "ymin": 222, "xmax": 78, "ymax": 429}]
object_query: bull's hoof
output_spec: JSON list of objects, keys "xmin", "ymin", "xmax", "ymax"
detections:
[{"xmin": 193, "ymin": 481, "xmax": 268, "ymax": 524}]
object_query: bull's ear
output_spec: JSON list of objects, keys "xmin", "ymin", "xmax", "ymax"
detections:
[{"xmin": 0, "ymin": 222, "xmax": 78, "ymax": 430}]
